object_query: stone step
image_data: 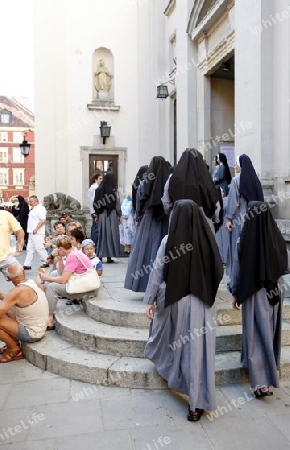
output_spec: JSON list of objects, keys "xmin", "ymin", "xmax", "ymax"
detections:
[
  {"xmin": 22, "ymin": 333, "xmax": 290, "ymax": 388},
  {"xmin": 22, "ymin": 332, "xmax": 166, "ymax": 389},
  {"xmin": 84, "ymin": 287, "xmax": 290, "ymax": 328},
  {"xmin": 55, "ymin": 304, "xmax": 147, "ymax": 358},
  {"xmin": 54, "ymin": 304, "xmax": 290, "ymax": 357}
]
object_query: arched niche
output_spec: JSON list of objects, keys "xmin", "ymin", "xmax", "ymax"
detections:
[{"xmin": 92, "ymin": 48, "xmax": 114, "ymax": 104}]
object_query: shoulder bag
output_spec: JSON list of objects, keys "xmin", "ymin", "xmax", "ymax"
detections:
[{"xmin": 66, "ymin": 252, "xmax": 100, "ymax": 294}]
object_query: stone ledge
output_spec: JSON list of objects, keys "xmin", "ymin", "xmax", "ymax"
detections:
[
  {"xmin": 23, "ymin": 333, "xmax": 290, "ymax": 388},
  {"xmin": 87, "ymin": 103, "xmax": 120, "ymax": 111},
  {"xmin": 53, "ymin": 304, "xmax": 290, "ymax": 356}
]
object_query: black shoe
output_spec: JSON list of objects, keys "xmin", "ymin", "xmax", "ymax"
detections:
[
  {"xmin": 253, "ymin": 388, "xmax": 273, "ymax": 398},
  {"xmin": 107, "ymin": 258, "xmax": 115, "ymax": 264},
  {"xmin": 23, "ymin": 266, "xmax": 32, "ymax": 270},
  {"xmin": 187, "ymin": 407, "xmax": 204, "ymax": 422},
  {"xmin": 39, "ymin": 263, "xmax": 50, "ymax": 268}
]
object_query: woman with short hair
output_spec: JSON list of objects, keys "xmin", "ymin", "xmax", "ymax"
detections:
[{"xmin": 40, "ymin": 235, "xmax": 95, "ymax": 328}]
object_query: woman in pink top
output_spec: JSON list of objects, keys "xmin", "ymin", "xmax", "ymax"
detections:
[{"xmin": 40, "ymin": 235, "xmax": 94, "ymax": 328}]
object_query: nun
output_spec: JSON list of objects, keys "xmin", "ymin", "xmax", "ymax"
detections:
[
  {"xmin": 226, "ymin": 154, "xmax": 264, "ymax": 278},
  {"xmin": 162, "ymin": 148, "xmax": 219, "ymax": 228},
  {"xmin": 124, "ymin": 156, "xmax": 170, "ymax": 292},
  {"xmin": 131, "ymin": 164, "xmax": 148, "ymax": 219},
  {"xmin": 144, "ymin": 199, "xmax": 223, "ymax": 421},
  {"xmin": 94, "ymin": 172, "xmax": 121, "ymax": 263},
  {"xmin": 212, "ymin": 152, "xmax": 232, "ymax": 196},
  {"xmin": 12, "ymin": 195, "xmax": 29, "ymax": 247},
  {"xmin": 231, "ymin": 201, "xmax": 288, "ymax": 397}
]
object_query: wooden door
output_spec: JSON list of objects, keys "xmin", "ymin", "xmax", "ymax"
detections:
[{"xmin": 89, "ymin": 155, "xmax": 118, "ymax": 185}]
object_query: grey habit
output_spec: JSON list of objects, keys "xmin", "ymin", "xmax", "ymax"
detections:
[
  {"xmin": 226, "ymin": 174, "xmax": 247, "ymax": 277},
  {"xmin": 215, "ymin": 196, "xmax": 229, "ymax": 264},
  {"xmin": 144, "ymin": 236, "xmax": 217, "ymax": 411},
  {"xmin": 96, "ymin": 194, "xmax": 121, "ymax": 258},
  {"xmin": 231, "ymin": 240, "xmax": 282, "ymax": 389},
  {"xmin": 124, "ymin": 182, "xmax": 168, "ymax": 292}
]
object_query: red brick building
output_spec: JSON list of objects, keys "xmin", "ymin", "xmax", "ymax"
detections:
[{"xmin": 0, "ymin": 96, "xmax": 35, "ymax": 202}]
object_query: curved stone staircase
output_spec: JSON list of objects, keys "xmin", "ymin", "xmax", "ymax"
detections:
[{"xmin": 22, "ymin": 261, "xmax": 290, "ymax": 389}]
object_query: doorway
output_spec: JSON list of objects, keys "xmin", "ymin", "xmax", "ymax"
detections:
[{"xmin": 89, "ymin": 155, "xmax": 119, "ymax": 185}]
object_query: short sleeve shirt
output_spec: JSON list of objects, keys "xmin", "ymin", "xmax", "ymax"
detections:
[
  {"xmin": 64, "ymin": 250, "xmax": 93, "ymax": 274},
  {"xmin": 0, "ymin": 210, "xmax": 22, "ymax": 262},
  {"xmin": 27, "ymin": 204, "xmax": 46, "ymax": 234}
]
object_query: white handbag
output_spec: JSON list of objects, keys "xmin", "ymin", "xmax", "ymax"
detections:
[{"xmin": 66, "ymin": 253, "xmax": 100, "ymax": 294}]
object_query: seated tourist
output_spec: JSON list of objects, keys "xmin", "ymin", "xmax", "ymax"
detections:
[
  {"xmin": 45, "ymin": 221, "xmax": 66, "ymax": 256},
  {"xmin": 65, "ymin": 222, "xmax": 79, "ymax": 236},
  {"xmin": 82, "ymin": 239, "xmax": 103, "ymax": 276},
  {"xmin": 70, "ymin": 228, "xmax": 85, "ymax": 251},
  {"xmin": 0, "ymin": 263, "xmax": 49, "ymax": 363},
  {"xmin": 40, "ymin": 235, "xmax": 96, "ymax": 327}
]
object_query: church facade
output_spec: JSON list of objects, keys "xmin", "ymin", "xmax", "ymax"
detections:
[{"xmin": 33, "ymin": 0, "xmax": 290, "ymax": 220}]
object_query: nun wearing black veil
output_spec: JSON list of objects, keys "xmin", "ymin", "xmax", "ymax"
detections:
[
  {"xmin": 124, "ymin": 156, "xmax": 170, "ymax": 292},
  {"xmin": 131, "ymin": 165, "xmax": 148, "ymax": 217},
  {"xmin": 226, "ymin": 154, "xmax": 264, "ymax": 278},
  {"xmin": 162, "ymin": 149, "xmax": 220, "ymax": 229},
  {"xmin": 94, "ymin": 172, "xmax": 121, "ymax": 263},
  {"xmin": 231, "ymin": 201, "xmax": 288, "ymax": 397},
  {"xmin": 12, "ymin": 195, "xmax": 29, "ymax": 247},
  {"xmin": 144, "ymin": 199, "xmax": 223, "ymax": 421}
]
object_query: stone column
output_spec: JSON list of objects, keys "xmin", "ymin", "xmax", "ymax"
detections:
[
  {"xmin": 272, "ymin": 0, "xmax": 290, "ymax": 218},
  {"xmin": 236, "ymin": 0, "xmax": 290, "ymax": 219},
  {"xmin": 175, "ymin": 0, "xmax": 198, "ymax": 155},
  {"xmin": 235, "ymin": 0, "xmax": 273, "ymax": 178},
  {"xmin": 197, "ymin": 65, "xmax": 212, "ymax": 162}
]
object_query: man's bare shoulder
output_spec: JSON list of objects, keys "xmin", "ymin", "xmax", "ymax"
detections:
[{"xmin": 11, "ymin": 282, "xmax": 37, "ymax": 306}]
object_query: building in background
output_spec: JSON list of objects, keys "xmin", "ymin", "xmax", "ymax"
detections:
[
  {"xmin": 0, "ymin": 96, "xmax": 35, "ymax": 202},
  {"xmin": 33, "ymin": 0, "xmax": 290, "ymax": 222}
]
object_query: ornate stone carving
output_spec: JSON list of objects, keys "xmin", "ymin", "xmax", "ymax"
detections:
[{"xmin": 43, "ymin": 193, "xmax": 83, "ymax": 214}]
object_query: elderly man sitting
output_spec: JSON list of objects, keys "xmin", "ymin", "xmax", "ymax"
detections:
[{"xmin": 0, "ymin": 263, "xmax": 49, "ymax": 363}]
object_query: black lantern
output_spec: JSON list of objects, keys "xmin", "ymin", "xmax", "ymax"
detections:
[
  {"xmin": 156, "ymin": 84, "xmax": 169, "ymax": 99},
  {"xmin": 99, "ymin": 121, "xmax": 111, "ymax": 144},
  {"xmin": 19, "ymin": 139, "xmax": 31, "ymax": 157},
  {"xmin": 156, "ymin": 79, "xmax": 175, "ymax": 99}
]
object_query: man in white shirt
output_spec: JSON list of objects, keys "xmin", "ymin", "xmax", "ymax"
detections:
[
  {"xmin": 87, "ymin": 171, "xmax": 103, "ymax": 246},
  {"xmin": 23, "ymin": 196, "xmax": 48, "ymax": 270}
]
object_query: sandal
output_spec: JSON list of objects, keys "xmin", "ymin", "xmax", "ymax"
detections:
[
  {"xmin": 253, "ymin": 387, "xmax": 273, "ymax": 398},
  {"xmin": 0, "ymin": 348, "xmax": 23, "ymax": 363},
  {"xmin": 187, "ymin": 406, "xmax": 204, "ymax": 422},
  {"xmin": 66, "ymin": 299, "xmax": 81, "ymax": 305}
]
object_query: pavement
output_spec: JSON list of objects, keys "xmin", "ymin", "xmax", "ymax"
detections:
[{"xmin": 1, "ymin": 253, "xmax": 290, "ymax": 449}]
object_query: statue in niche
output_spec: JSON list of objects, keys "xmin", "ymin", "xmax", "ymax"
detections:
[{"xmin": 94, "ymin": 59, "xmax": 112, "ymax": 92}]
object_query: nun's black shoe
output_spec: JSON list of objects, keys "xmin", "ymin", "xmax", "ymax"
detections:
[
  {"xmin": 253, "ymin": 388, "xmax": 273, "ymax": 398},
  {"xmin": 187, "ymin": 407, "xmax": 204, "ymax": 422},
  {"xmin": 107, "ymin": 258, "xmax": 115, "ymax": 263}
]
